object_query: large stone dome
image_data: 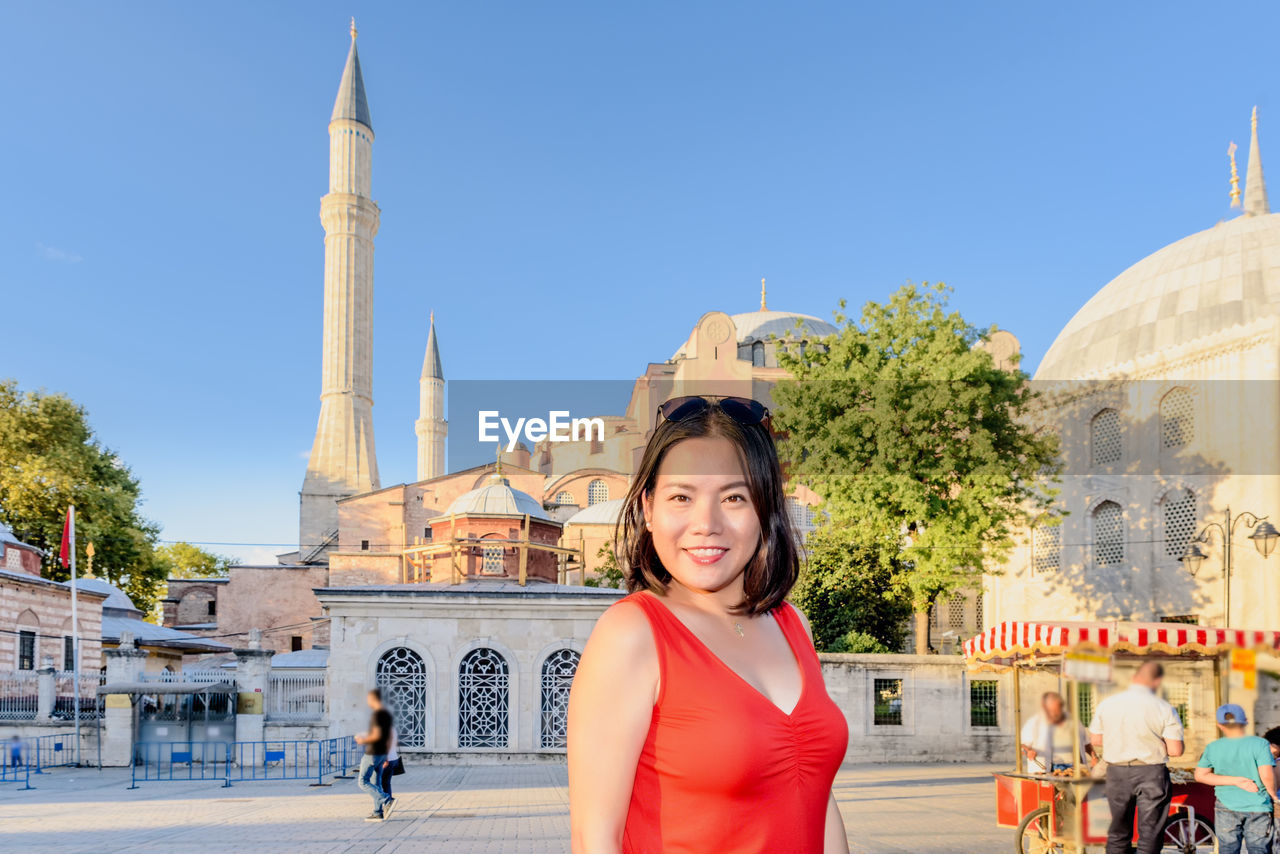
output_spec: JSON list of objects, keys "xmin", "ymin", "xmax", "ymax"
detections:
[
  {"xmin": 671, "ymin": 309, "xmax": 837, "ymax": 360},
  {"xmin": 444, "ymin": 475, "xmax": 551, "ymax": 520},
  {"xmin": 1035, "ymin": 212, "xmax": 1280, "ymax": 381}
]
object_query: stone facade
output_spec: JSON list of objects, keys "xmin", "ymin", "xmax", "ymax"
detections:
[
  {"xmin": 164, "ymin": 566, "xmax": 329, "ymax": 652},
  {"xmin": 0, "ymin": 570, "xmax": 105, "ymax": 674},
  {"xmin": 318, "ymin": 583, "xmax": 623, "ymax": 755}
]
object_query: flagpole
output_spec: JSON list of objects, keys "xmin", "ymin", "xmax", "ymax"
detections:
[{"xmin": 69, "ymin": 505, "xmax": 80, "ymax": 767}]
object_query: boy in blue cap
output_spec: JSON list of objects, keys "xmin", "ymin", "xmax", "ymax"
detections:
[{"xmin": 1195, "ymin": 704, "xmax": 1277, "ymax": 854}]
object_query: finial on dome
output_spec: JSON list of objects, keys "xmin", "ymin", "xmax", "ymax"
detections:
[
  {"xmin": 494, "ymin": 442, "xmax": 503, "ymax": 477},
  {"xmin": 1245, "ymin": 105, "xmax": 1270, "ymax": 216},
  {"xmin": 350, "ymin": 17, "xmax": 357, "ymax": 40},
  {"xmin": 760, "ymin": 278, "xmax": 767, "ymax": 311},
  {"xmin": 1229, "ymin": 142, "xmax": 1241, "ymax": 209}
]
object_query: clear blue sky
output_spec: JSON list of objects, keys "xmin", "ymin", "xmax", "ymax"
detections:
[{"xmin": 4, "ymin": 2, "xmax": 1273, "ymax": 563}]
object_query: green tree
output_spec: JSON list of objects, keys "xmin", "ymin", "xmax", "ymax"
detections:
[
  {"xmin": 774, "ymin": 283, "xmax": 1061, "ymax": 654},
  {"xmin": 790, "ymin": 526, "xmax": 912, "ymax": 652},
  {"xmin": 583, "ymin": 542, "xmax": 626, "ymax": 589},
  {"xmin": 155, "ymin": 542, "xmax": 237, "ymax": 579},
  {"xmin": 0, "ymin": 379, "xmax": 168, "ymax": 613}
]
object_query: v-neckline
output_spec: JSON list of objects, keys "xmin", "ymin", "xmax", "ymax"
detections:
[{"xmin": 641, "ymin": 591, "xmax": 807, "ymax": 718}]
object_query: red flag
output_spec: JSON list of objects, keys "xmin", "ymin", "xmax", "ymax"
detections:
[{"xmin": 60, "ymin": 506, "xmax": 72, "ymax": 568}]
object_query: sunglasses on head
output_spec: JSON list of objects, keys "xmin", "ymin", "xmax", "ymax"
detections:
[{"xmin": 656, "ymin": 395, "xmax": 770, "ymax": 427}]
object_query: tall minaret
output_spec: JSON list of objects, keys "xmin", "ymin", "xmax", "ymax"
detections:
[
  {"xmin": 415, "ymin": 311, "xmax": 447, "ymax": 481},
  {"xmin": 299, "ymin": 19, "xmax": 381, "ymax": 561}
]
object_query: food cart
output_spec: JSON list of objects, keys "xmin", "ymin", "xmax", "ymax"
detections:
[{"xmin": 965, "ymin": 621, "xmax": 1280, "ymax": 853}]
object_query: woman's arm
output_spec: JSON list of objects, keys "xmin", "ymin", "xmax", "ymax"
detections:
[
  {"xmin": 568, "ymin": 602, "xmax": 659, "ymax": 854},
  {"xmin": 824, "ymin": 790, "xmax": 850, "ymax": 854}
]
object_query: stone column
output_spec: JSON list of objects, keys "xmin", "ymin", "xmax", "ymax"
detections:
[
  {"xmin": 36, "ymin": 656, "xmax": 56, "ymax": 722},
  {"xmin": 101, "ymin": 633, "xmax": 148, "ymax": 767},
  {"xmin": 233, "ymin": 630, "xmax": 275, "ymax": 744}
]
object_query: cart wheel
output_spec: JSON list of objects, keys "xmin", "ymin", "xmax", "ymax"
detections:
[
  {"xmin": 1015, "ymin": 806, "xmax": 1062, "ymax": 854},
  {"xmin": 1161, "ymin": 813, "xmax": 1214, "ymax": 853}
]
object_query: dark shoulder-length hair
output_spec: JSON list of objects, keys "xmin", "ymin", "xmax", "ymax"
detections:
[{"xmin": 614, "ymin": 402, "xmax": 800, "ymax": 616}]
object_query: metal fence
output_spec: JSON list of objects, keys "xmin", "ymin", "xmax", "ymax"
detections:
[
  {"xmin": 141, "ymin": 669, "xmax": 228, "ymax": 683},
  {"xmin": 128, "ymin": 736, "xmax": 360, "ymax": 789},
  {"xmin": 0, "ymin": 673, "xmax": 38, "ymax": 720},
  {"xmin": 53, "ymin": 672, "xmax": 102, "ymax": 720},
  {"xmin": 29, "ymin": 734, "xmax": 77, "ymax": 772},
  {"xmin": 265, "ymin": 672, "xmax": 326, "ymax": 722},
  {"xmin": 1, "ymin": 754, "xmax": 33, "ymax": 789}
]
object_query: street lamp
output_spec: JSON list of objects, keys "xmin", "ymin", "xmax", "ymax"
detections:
[{"xmin": 1178, "ymin": 506, "xmax": 1279, "ymax": 627}]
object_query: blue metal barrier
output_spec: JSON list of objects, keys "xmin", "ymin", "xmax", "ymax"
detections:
[
  {"xmin": 226, "ymin": 740, "xmax": 323, "ymax": 785},
  {"xmin": 30, "ymin": 734, "xmax": 76, "ymax": 773},
  {"xmin": 2, "ymin": 756, "xmax": 33, "ymax": 790},
  {"xmin": 129, "ymin": 741, "xmax": 231, "ymax": 789},
  {"xmin": 127, "ymin": 737, "xmax": 359, "ymax": 789}
]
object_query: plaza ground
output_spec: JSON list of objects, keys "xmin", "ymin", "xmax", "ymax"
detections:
[{"xmin": 0, "ymin": 762, "xmax": 1007, "ymax": 853}]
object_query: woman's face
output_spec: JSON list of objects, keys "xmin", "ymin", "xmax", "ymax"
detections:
[{"xmin": 641, "ymin": 435, "xmax": 762, "ymax": 595}]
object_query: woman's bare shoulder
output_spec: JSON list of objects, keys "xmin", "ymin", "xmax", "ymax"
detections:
[{"xmin": 587, "ymin": 594, "xmax": 658, "ymax": 660}]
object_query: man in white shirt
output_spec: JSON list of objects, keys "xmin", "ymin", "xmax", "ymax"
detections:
[
  {"xmin": 1021, "ymin": 691, "xmax": 1090, "ymax": 773},
  {"xmin": 1089, "ymin": 662, "xmax": 1185, "ymax": 854}
]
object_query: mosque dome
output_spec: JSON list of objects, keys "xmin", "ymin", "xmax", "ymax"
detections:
[
  {"xmin": 1034, "ymin": 213, "xmax": 1280, "ymax": 381},
  {"xmin": 565, "ymin": 498, "xmax": 624, "ymax": 526},
  {"xmin": 444, "ymin": 475, "xmax": 551, "ymax": 520},
  {"xmin": 1036, "ymin": 109, "xmax": 1277, "ymax": 382},
  {"xmin": 671, "ymin": 310, "xmax": 837, "ymax": 361}
]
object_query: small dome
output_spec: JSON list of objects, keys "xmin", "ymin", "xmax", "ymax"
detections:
[
  {"xmin": 71, "ymin": 577, "xmax": 141, "ymax": 615},
  {"xmin": 444, "ymin": 475, "xmax": 552, "ymax": 520},
  {"xmin": 565, "ymin": 498, "xmax": 624, "ymax": 526},
  {"xmin": 1036, "ymin": 213, "xmax": 1280, "ymax": 381},
  {"xmin": 672, "ymin": 310, "xmax": 837, "ymax": 360}
]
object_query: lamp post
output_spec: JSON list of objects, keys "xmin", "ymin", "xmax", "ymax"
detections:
[{"xmin": 1178, "ymin": 506, "xmax": 1280, "ymax": 628}]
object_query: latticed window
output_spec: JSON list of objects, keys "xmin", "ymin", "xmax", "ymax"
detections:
[
  {"xmin": 481, "ymin": 542, "xmax": 504, "ymax": 575},
  {"xmin": 1091, "ymin": 408, "xmax": 1122, "ymax": 466},
  {"xmin": 1077, "ymin": 683, "xmax": 1094, "ymax": 725},
  {"xmin": 1161, "ymin": 387, "xmax": 1194, "ymax": 449},
  {"xmin": 376, "ymin": 647, "xmax": 428, "ymax": 747},
  {"xmin": 1163, "ymin": 489, "xmax": 1196, "ymax": 559},
  {"xmin": 948, "ymin": 596, "xmax": 966, "ymax": 629},
  {"xmin": 459, "ymin": 648, "xmax": 509, "ymax": 748},
  {"xmin": 1033, "ymin": 520, "xmax": 1061, "ymax": 574},
  {"xmin": 975, "ymin": 593, "xmax": 984, "ymax": 629},
  {"xmin": 587, "ymin": 480, "xmax": 608, "ymax": 506},
  {"xmin": 1093, "ymin": 501, "xmax": 1124, "ymax": 567},
  {"xmin": 873, "ymin": 679, "xmax": 903, "ymax": 726},
  {"xmin": 1164, "ymin": 682, "xmax": 1190, "ymax": 729},
  {"xmin": 540, "ymin": 649, "xmax": 580, "ymax": 749},
  {"xmin": 969, "ymin": 680, "xmax": 999, "ymax": 727},
  {"xmin": 555, "ymin": 491, "xmax": 574, "ymax": 506}
]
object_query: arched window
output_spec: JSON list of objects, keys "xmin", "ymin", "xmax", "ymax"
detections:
[
  {"xmin": 481, "ymin": 540, "xmax": 504, "ymax": 575},
  {"xmin": 1033, "ymin": 519, "xmax": 1061, "ymax": 574},
  {"xmin": 555, "ymin": 491, "xmax": 575, "ymax": 506},
  {"xmin": 458, "ymin": 648, "xmax": 509, "ymax": 748},
  {"xmin": 376, "ymin": 647, "xmax": 428, "ymax": 747},
  {"xmin": 1093, "ymin": 501, "xmax": 1124, "ymax": 568},
  {"xmin": 587, "ymin": 480, "xmax": 608, "ymax": 506},
  {"xmin": 1163, "ymin": 488, "xmax": 1197, "ymax": 560},
  {"xmin": 751, "ymin": 341, "xmax": 766, "ymax": 367},
  {"xmin": 1090, "ymin": 408, "xmax": 1121, "ymax": 467},
  {"xmin": 1161, "ymin": 388, "xmax": 1194, "ymax": 450},
  {"xmin": 540, "ymin": 649, "xmax": 580, "ymax": 748}
]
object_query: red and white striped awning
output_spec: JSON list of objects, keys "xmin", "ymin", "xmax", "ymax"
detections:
[{"xmin": 964, "ymin": 621, "xmax": 1280, "ymax": 670}]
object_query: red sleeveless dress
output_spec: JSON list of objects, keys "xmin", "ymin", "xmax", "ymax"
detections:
[{"xmin": 620, "ymin": 591, "xmax": 849, "ymax": 853}]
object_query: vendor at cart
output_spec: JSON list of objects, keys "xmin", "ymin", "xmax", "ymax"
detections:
[{"xmin": 1020, "ymin": 691, "xmax": 1093, "ymax": 773}]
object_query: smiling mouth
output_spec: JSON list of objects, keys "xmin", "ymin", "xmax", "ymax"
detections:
[{"xmin": 684, "ymin": 547, "xmax": 729, "ymax": 564}]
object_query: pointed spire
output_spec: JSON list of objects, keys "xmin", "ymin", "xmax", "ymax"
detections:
[
  {"xmin": 760, "ymin": 278, "xmax": 768, "ymax": 311},
  {"xmin": 1229, "ymin": 142, "xmax": 1241, "ymax": 209},
  {"xmin": 1245, "ymin": 106, "xmax": 1269, "ymax": 216},
  {"xmin": 331, "ymin": 19, "xmax": 372, "ymax": 131},
  {"xmin": 421, "ymin": 311, "xmax": 444, "ymax": 380}
]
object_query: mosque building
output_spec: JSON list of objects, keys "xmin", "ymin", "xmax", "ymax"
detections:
[{"xmin": 988, "ymin": 107, "xmax": 1280, "ymax": 631}]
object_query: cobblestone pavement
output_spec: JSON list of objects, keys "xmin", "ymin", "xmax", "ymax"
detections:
[{"xmin": 0, "ymin": 762, "xmax": 1006, "ymax": 852}]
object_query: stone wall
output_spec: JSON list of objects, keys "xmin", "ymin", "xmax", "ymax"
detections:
[
  {"xmin": 0, "ymin": 572, "xmax": 105, "ymax": 673},
  {"xmin": 216, "ymin": 565, "xmax": 330, "ymax": 650}
]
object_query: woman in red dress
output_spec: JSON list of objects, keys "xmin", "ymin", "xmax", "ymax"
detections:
[{"xmin": 568, "ymin": 395, "xmax": 850, "ymax": 853}]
